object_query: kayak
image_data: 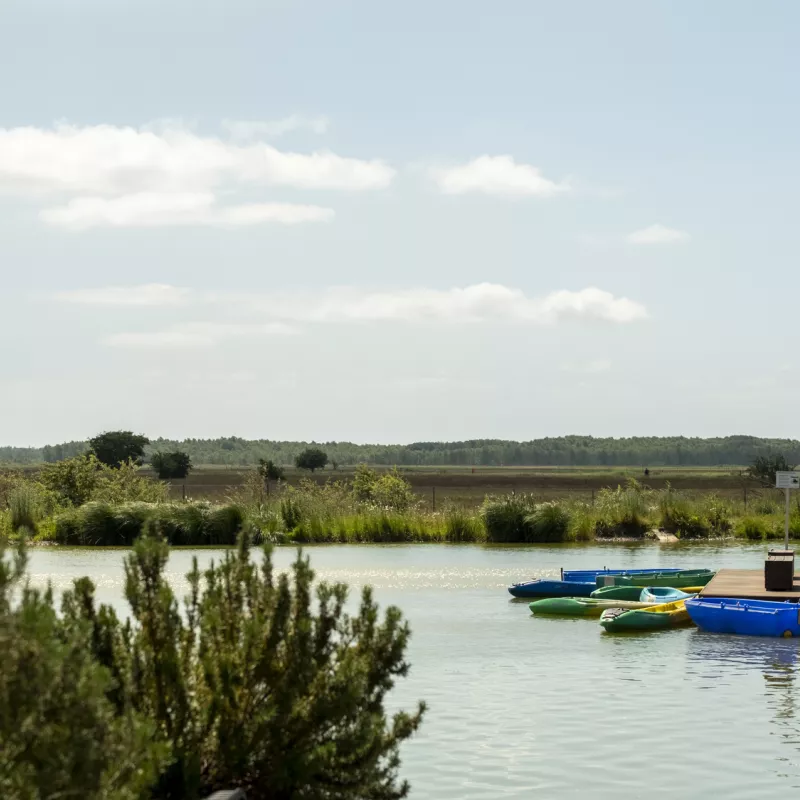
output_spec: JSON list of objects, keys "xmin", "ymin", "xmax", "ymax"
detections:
[
  {"xmin": 600, "ymin": 600, "xmax": 692, "ymax": 632},
  {"xmin": 529, "ymin": 597, "xmax": 658, "ymax": 617},
  {"xmin": 563, "ymin": 567, "xmax": 682, "ymax": 582},
  {"xmin": 639, "ymin": 586, "xmax": 701, "ymax": 604},
  {"xmin": 590, "ymin": 585, "xmax": 646, "ymax": 601},
  {"xmin": 596, "ymin": 569, "xmax": 715, "ymax": 589},
  {"xmin": 508, "ymin": 579, "xmax": 595, "ymax": 598},
  {"xmin": 686, "ymin": 597, "xmax": 800, "ymax": 638}
]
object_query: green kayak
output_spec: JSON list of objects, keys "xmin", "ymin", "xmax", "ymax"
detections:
[
  {"xmin": 599, "ymin": 600, "xmax": 693, "ymax": 632},
  {"xmin": 595, "ymin": 569, "xmax": 715, "ymax": 589},
  {"xmin": 529, "ymin": 597, "xmax": 657, "ymax": 617},
  {"xmin": 590, "ymin": 585, "xmax": 644, "ymax": 601}
]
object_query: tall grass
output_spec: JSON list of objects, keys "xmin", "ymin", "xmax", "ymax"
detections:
[
  {"xmin": 8, "ymin": 485, "xmax": 40, "ymax": 533},
  {"xmin": 54, "ymin": 501, "xmax": 244, "ymax": 546}
]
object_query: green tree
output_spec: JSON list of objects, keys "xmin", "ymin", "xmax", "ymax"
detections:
[
  {"xmin": 38, "ymin": 454, "xmax": 102, "ymax": 506},
  {"xmin": 66, "ymin": 528, "xmax": 424, "ymax": 799},
  {"xmin": 257, "ymin": 458, "xmax": 285, "ymax": 482},
  {"xmin": 295, "ymin": 446, "xmax": 329, "ymax": 473},
  {"xmin": 747, "ymin": 454, "xmax": 795, "ymax": 487},
  {"xmin": 0, "ymin": 538, "xmax": 168, "ymax": 799},
  {"xmin": 151, "ymin": 450, "xmax": 193, "ymax": 479},
  {"xmin": 89, "ymin": 431, "xmax": 150, "ymax": 468}
]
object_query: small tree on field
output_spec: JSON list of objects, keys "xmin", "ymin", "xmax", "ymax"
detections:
[
  {"xmin": 150, "ymin": 451, "xmax": 192, "ymax": 480},
  {"xmin": 257, "ymin": 458, "xmax": 284, "ymax": 483},
  {"xmin": 747, "ymin": 454, "xmax": 795, "ymax": 487},
  {"xmin": 88, "ymin": 431, "xmax": 149, "ymax": 468},
  {"xmin": 295, "ymin": 447, "xmax": 329, "ymax": 473}
]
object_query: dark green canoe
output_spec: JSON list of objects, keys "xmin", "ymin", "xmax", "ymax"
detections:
[{"xmin": 595, "ymin": 569, "xmax": 715, "ymax": 589}]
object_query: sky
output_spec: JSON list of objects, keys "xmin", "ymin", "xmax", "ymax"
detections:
[{"xmin": 1, "ymin": 0, "xmax": 799, "ymax": 446}]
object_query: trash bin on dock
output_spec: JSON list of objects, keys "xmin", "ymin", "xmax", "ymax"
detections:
[{"xmin": 765, "ymin": 550, "xmax": 795, "ymax": 591}]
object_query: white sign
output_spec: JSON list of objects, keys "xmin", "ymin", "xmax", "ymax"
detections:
[{"xmin": 776, "ymin": 471, "xmax": 800, "ymax": 489}]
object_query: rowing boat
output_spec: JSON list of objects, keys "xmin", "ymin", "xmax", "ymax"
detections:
[
  {"xmin": 529, "ymin": 597, "xmax": 658, "ymax": 617},
  {"xmin": 508, "ymin": 579, "xmax": 595, "ymax": 598},
  {"xmin": 595, "ymin": 569, "xmax": 714, "ymax": 589},
  {"xmin": 686, "ymin": 597, "xmax": 800, "ymax": 638}
]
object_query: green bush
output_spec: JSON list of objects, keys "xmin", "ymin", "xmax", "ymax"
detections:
[
  {"xmin": 595, "ymin": 483, "xmax": 651, "ymax": 538},
  {"xmin": 738, "ymin": 517, "xmax": 769, "ymax": 541},
  {"xmin": 525, "ymin": 503, "xmax": 571, "ymax": 542},
  {"xmin": 482, "ymin": 494, "xmax": 537, "ymax": 543},
  {"xmin": 443, "ymin": 506, "xmax": 485, "ymax": 542},
  {"xmin": 8, "ymin": 485, "xmax": 40, "ymax": 533},
  {"xmin": 54, "ymin": 502, "xmax": 244, "ymax": 546}
]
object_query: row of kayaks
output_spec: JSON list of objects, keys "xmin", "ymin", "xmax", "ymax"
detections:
[
  {"xmin": 508, "ymin": 568, "xmax": 715, "ymax": 599},
  {"xmin": 530, "ymin": 585, "xmax": 699, "ymax": 631}
]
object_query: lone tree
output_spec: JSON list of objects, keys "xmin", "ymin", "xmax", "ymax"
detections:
[
  {"xmin": 295, "ymin": 447, "xmax": 329, "ymax": 473},
  {"xmin": 747, "ymin": 454, "xmax": 795, "ymax": 487},
  {"xmin": 88, "ymin": 431, "xmax": 149, "ymax": 468},
  {"xmin": 150, "ymin": 451, "xmax": 192, "ymax": 480}
]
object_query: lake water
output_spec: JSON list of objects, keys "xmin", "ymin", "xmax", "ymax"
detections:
[{"xmin": 26, "ymin": 542, "xmax": 800, "ymax": 799}]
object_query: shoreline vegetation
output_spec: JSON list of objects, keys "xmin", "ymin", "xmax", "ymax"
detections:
[{"xmin": 2, "ymin": 456, "xmax": 798, "ymax": 547}]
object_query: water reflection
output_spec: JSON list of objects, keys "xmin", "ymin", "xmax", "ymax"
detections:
[{"xmin": 687, "ymin": 632, "xmax": 800, "ymax": 779}]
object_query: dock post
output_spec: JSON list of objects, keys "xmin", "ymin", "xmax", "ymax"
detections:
[{"xmin": 785, "ymin": 487, "xmax": 791, "ymax": 551}]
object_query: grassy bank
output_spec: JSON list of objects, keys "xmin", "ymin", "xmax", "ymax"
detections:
[{"xmin": 2, "ymin": 458, "xmax": 797, "ymax": 546}]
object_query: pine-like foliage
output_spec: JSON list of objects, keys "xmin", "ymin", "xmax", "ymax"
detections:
[
  {"xmin": 0, "ymin": 538, "xmax": 168, "ymax": 799},
  {"xmin": 63, "ymin": 526, "xmax": 425, "ymax": 799}
]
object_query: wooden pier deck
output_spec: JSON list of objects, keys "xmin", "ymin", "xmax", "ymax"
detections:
[{"xmin": 700, "ymin": 569, "xmax": 800, "ymax": 601}]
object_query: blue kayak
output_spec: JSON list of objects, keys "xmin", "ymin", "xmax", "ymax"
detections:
[
  {"xmin": 640, "ymin": 586, "xmax": 699, "ymax": 604},
  {"xmin": 686, "ymin": 597, "xmax": 800, "ymax": 638},
  {"xmin": 563, "ymin": 567, "xmax": 682, "ymax": 582},
  {"xmin": 508, "ymin": 579, "xmax": 595, "ymax": 598}
]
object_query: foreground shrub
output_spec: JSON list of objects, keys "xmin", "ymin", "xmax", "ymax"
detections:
[
  {"xmin": 443, "ymin": 506, "xmax": 485, "ymax": 542},
  {"xmin": 594, "ymin": 482, "xmax": 651, "ymax": 538},
  {"xmin": 0, "ymin": 538, "xmax": 168, "ymax": 798},
  {"xmin": 62, "ymin": 529, "xmax": 425, "ymax": 798},
  {"xmin": 738, "ymin": 516, "xmax": 770, "ymax": 541}
]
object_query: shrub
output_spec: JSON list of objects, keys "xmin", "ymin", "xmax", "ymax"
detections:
[
  {"xmin": 482, "ymin": 494, "xmax": 537, "ymax": 543},
  {"xmin": 569, "ymin": 504, "xmax": 596, "ymax": 541},
  {"xmin": 444, "ymin": 506, "xmax": 485, "ymax": 542},
  {"xmin": 59, "ymin": 530, "xmax": 425, "ymax": 798},
  {"xmin": 8, "ymin": 485, "xmax": 40, "ymax": 533},
  {"xmin": 150, "ymin": 450, "xmax": 192, "ymax": 480},
  {"xmin": 738, "ymin": 517, "xmax": 769, "ymax": 541},
  {"xmin": 295, "ymin": 446, "xmax": 329, "ymax": 472},
  {"xmin": 594, "ymin": 482, "xmax": 651, "ymax": 538},
  {"xmin": 525, "ymin": 503, "xmax": 571, "ymax": 542}
]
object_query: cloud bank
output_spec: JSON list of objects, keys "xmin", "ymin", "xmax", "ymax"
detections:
[
  {"xmin": 431, "ymin": 156, "xmax": 568, "ymax": 197},
  {"xmin": 55, "ymin": 282, "xmax": 648, "ymax": 347}
]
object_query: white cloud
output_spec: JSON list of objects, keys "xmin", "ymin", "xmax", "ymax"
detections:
[
  {"xmin": 431, "ymin": 155, "xmax": 568, "ymax": 197},
  {"xmin": 65, "ymin": 283, "xmax": 646, "ymax": 332},
  {"xmin": 223, "ymin": 115, "xmax": 329, "ymax": 140},
  {"xmin": 626, "ymin": 224, "xmax": 689, "ymax": 245},
  {"xmin": 106, "ymin": 321, "xmax": 298, "ymax": 348},
  {"xmin": 0, "ymin": 123, "xmax": 394, "ymax": 196},
  {"xmin": 41, "ymin": 192, "xmax": 334, "ymax": 229},
  {"xmin": 55, "ymin": 283, "xmax": 191, "ymax": 306}
]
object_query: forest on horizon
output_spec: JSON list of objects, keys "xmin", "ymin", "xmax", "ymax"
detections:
[{"xmin": 1, "ymin": 435, "xmax": 799, "ymax": 468}]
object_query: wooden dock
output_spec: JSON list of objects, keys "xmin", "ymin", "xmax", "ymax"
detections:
[{"xmin": 700, "ymin": 568, "xmax": 800, "ymax": 600}]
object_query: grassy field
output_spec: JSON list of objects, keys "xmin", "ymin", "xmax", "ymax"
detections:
[{"xmin": 152, "ymin": 464, "xmax": 754, "ymax": 507}]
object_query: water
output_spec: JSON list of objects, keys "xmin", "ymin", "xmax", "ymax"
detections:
[{"xmin": 25, "ymin": 543, "xmax": 800, "ymax": 799}]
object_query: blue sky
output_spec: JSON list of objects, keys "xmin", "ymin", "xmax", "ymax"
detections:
[{"xmin": 1, "ymin": 0, "xmax": 798, "ymax": 446}]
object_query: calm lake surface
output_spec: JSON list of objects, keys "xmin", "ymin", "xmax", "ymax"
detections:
[{"xmin": 27, "ymin": 543, "xmax": 800, "ymax": 799}]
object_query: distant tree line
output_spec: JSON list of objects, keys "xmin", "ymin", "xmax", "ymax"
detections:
[{"xmin": 3, "ymin": 435, "xmax": 800, "ymax": 467}]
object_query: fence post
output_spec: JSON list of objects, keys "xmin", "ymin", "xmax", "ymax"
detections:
[
  {"xmin": 182, "ymin": 483, "xmax": 186, "ymax": 501},
  {"xmin": 432, "ymin": 486, "xmax": 436, "ymax": 511},
  {"xmin": 744, "ymin": 486, "xmax": 747, "ymax": 511}
]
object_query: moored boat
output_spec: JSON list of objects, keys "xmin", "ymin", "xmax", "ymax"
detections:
[
  {"xmin": 686, "ymin": 597, "xmax": 800, "ymax": 638},
  {"xmin": 596, "ymin": 569, "xmax": 714, "ymax": 589},
  {"xmin": 590, "ymin": 585, "xmax": 645, "ymax": 601},
  {"xmin": 508, "ymin": 579, "xmax": 595, "ymax": 599},
  {"xmin": 639, "ymin": 586, "xmax": 701, "ymax": 604},
  {"xmin": 563, "ymin": 567, "xmax": 682, "ymax": 582},
  {"xmin": 599, "ymin": 599, "xmax": 692, "ymax": 632},
  {"xmin": 529, "ymin": 597, "xmax": 658, "ymax": 617}
]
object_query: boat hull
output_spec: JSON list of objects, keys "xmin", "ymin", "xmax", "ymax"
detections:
[
  {"xmin": 563, "ymin": 567, "xmax": 682, "ymax": 582},
  {"xmin": 529, "ymin": 597, "xmax": 657, "ymax": 617},
  {"xmin": 590, "ymin": 585, "xmax": 645, "ymax": 601},
  {"xmin": 508, "ymin": 579, "xmax": 595, "ymax": 598},
  {"xmin": 596, "ymin": 570, "xmax": 714, "ymax": 589},
  {"xmin": 686, "ymin": 597, "xmax": 800, "ymax": 638},
  {"xmin": 600, "ymin": 600, "xmax": 692, "ymax": 632}
]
